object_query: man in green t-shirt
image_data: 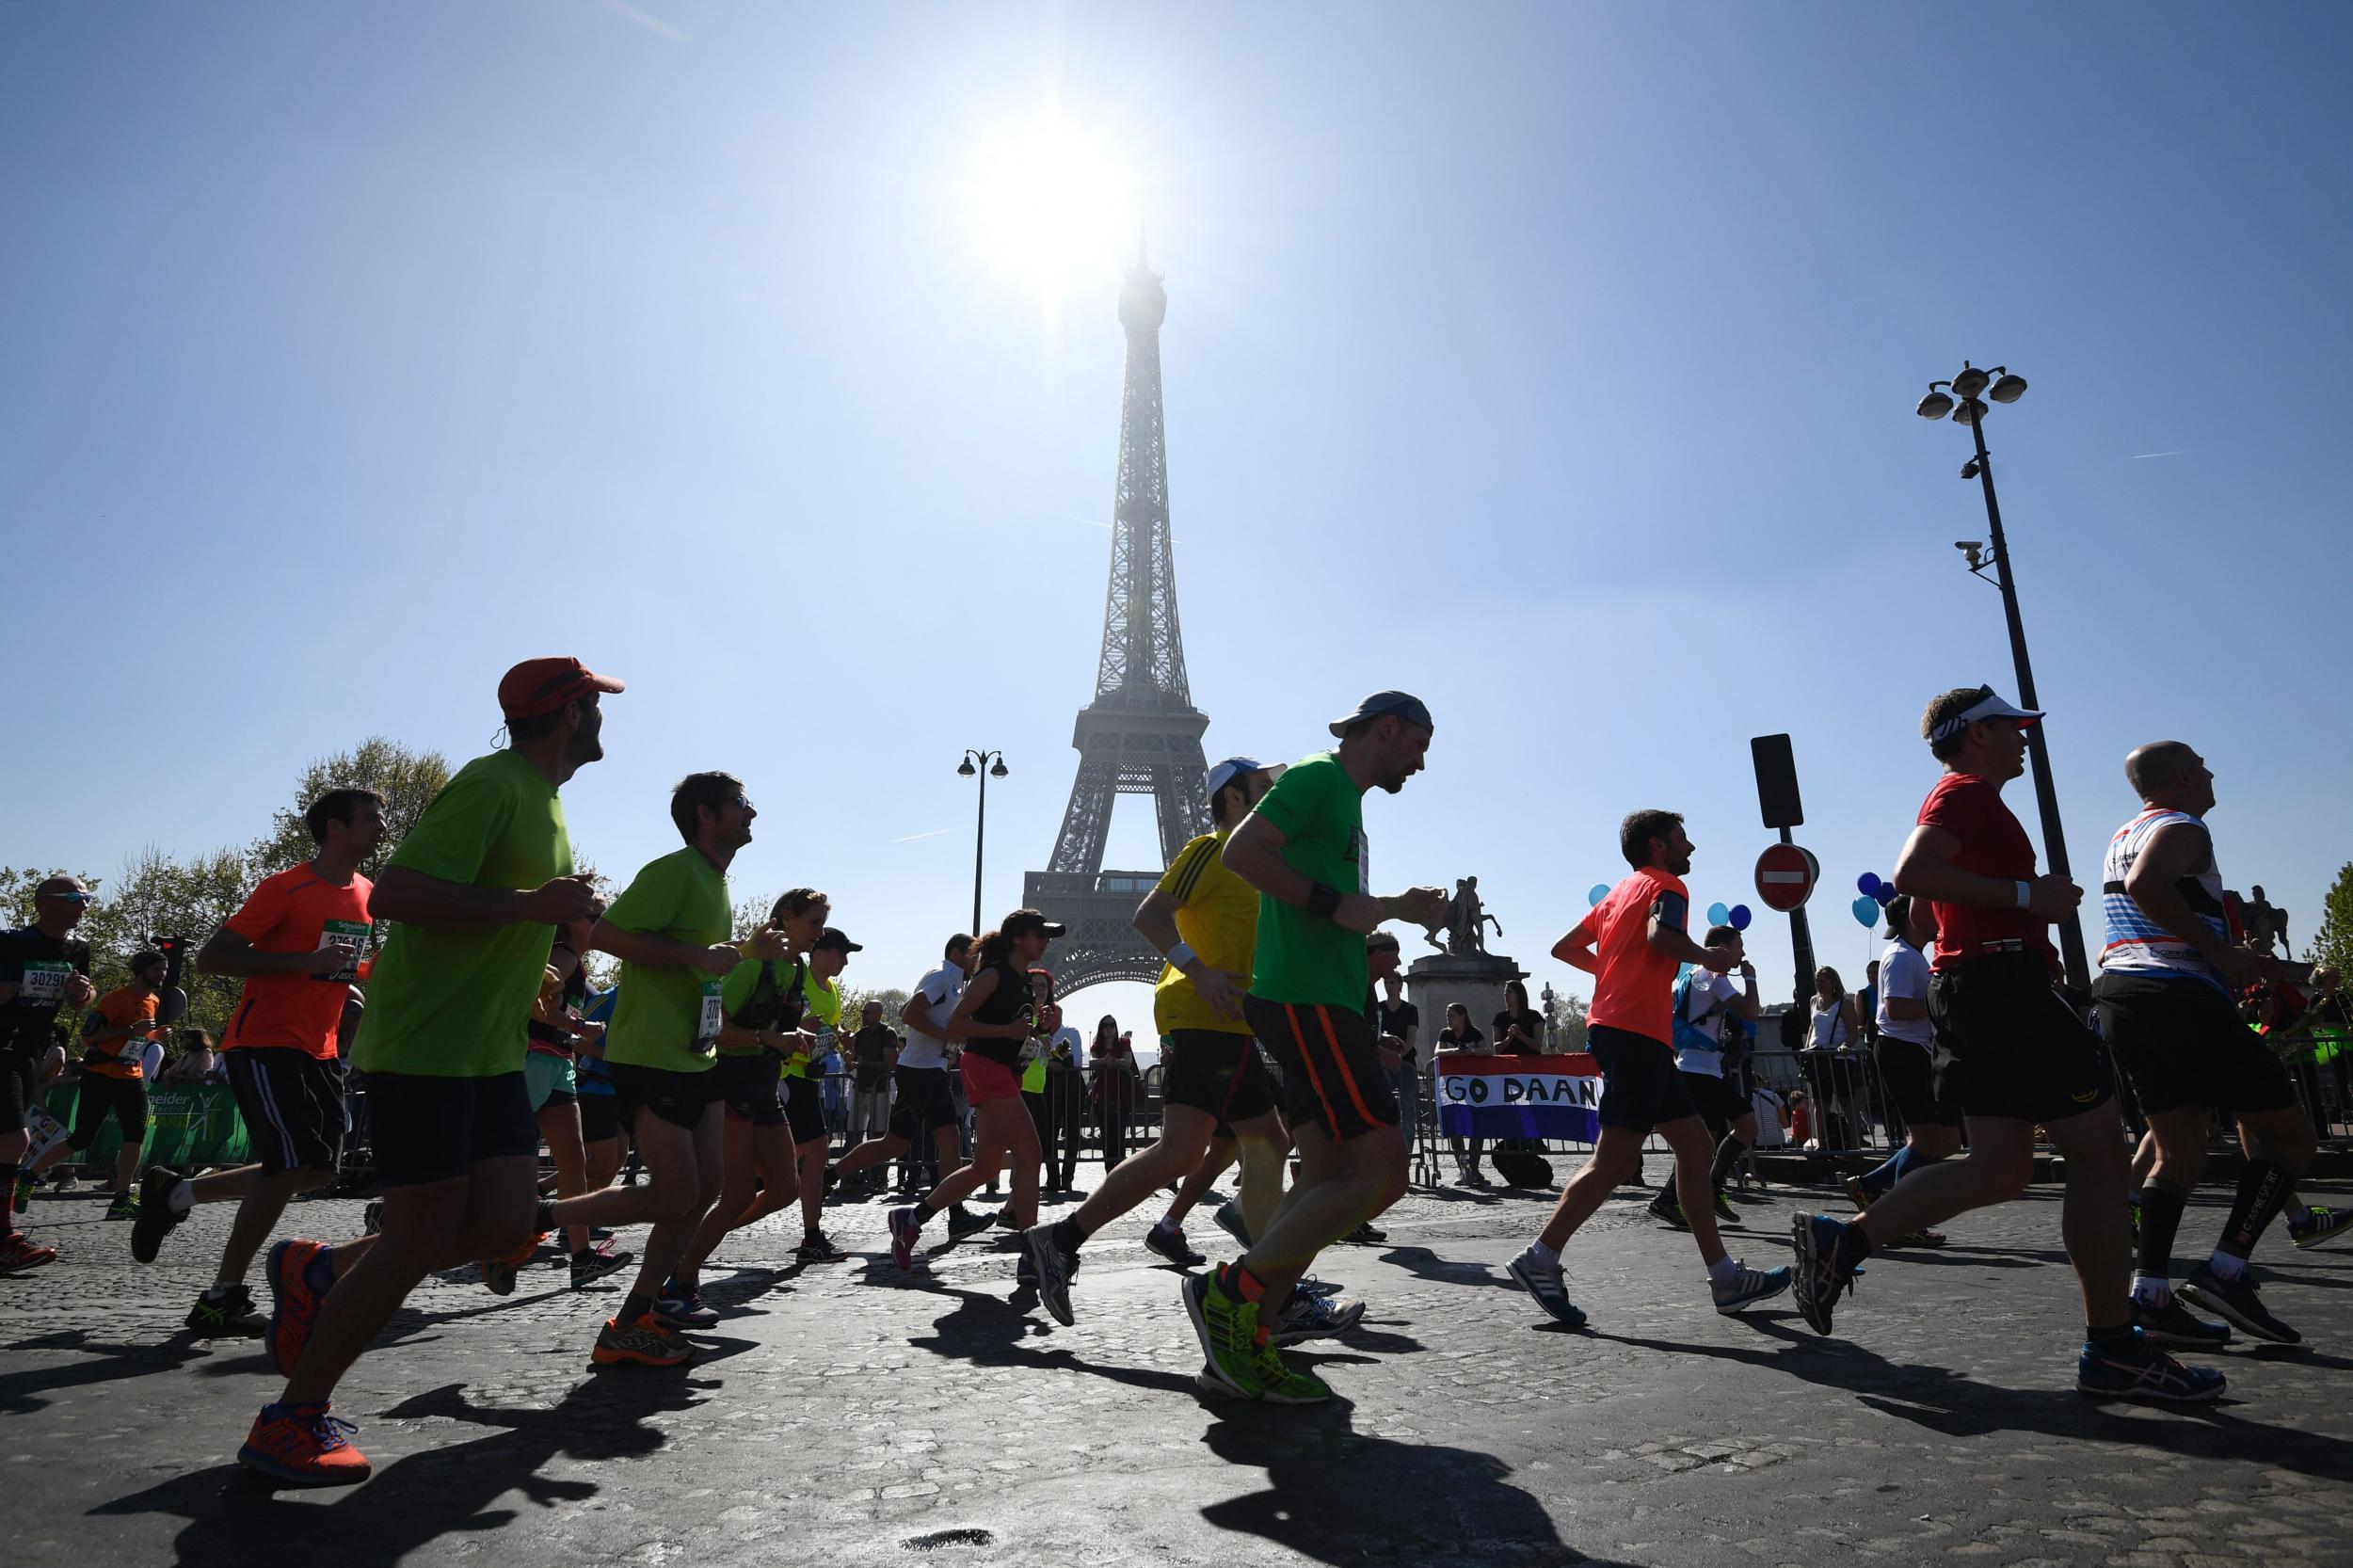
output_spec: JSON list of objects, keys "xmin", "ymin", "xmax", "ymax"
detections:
[
  {"xmin": 547, "ymin": 770, "xmax": 771, "ymax": 1370},
  {"xmin": 1182, "ymin": 691, "xmax": 1449, "ymax": 1406},
  {"xmin": 238, "ymin": 656, "xmax": 616, "ymax": 1489}
]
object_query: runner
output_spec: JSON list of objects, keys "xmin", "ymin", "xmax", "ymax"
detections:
[
  {"xmin": 1507, "ymin": 811, "xmax": 1791, "ymax": 1329},
  {"xmin": 235, "ymin": 657, "xmax": 615, "ymax": 1484},
  {"xmin": 887, "ymin": 912, "xmax": 1060, "ymax": 1268},
  {"xmin": 526, "ymin": 919, "xmax": 632, "ymax": 1289},
  {"xmin": 1842, "ymin": 894, "xmax": 1956, "ymax": 1245},
  {"xmin": 831, "ymin": 936, "xmax": 990, "ymax": 1243},
  {"xmin": 1649, "ymin": 925, "xmax": 1761, "ymax": 1228},
  {"xmin": 1180, "ymin": 694, "xmax": 1449, "ymax": 1404},
  {"xmin": 1146, "ymin": 1125, "xmax": 1241, "ymax": 1266},
  {"xmin": 29, "ymin": 948, "xmax": 168, "ymax": 1216},
  {"xmin": 2092, "ymin": 741, "xmax": 2314, "ymax": 1347},
  {"xmin": 134, "ymin": 790, "xmax": 384, "ymax": 1334},
  {"xmin": 1025, "ymin": 759, "xmax": 1301, "ymax": 1333},
  {"xmin": 0, "ymin": 876, "xmax": 98, "ymax": 1272},
  {"xmin": 844, "ymin": 999, "xmax": 897, "ymax": 1192},
  {"xmin": 1788, "ymin": 687, "xmax": 2225, "ymax": 1403},
  {"xmin": 789, "ymin": 926, "xmax": 859, "ymax": 1255}
]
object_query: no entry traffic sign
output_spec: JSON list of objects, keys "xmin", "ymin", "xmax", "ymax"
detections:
[{"xmin": 1754, "ymin": 842, "xmax": 1819, "ymax": 913}]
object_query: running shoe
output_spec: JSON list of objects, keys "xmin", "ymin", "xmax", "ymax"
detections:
[
  {"xmin": 1884, "ymin": 1228, "xmax": 1948, "ymax": 1248},
  {"xmin": 185, "ymin": 1284, "xmax": 266, "ymax": 1336},
  {"xmin": 362, "ymin": 1201, "xmax": 385, "ymax": 1236},
  {"xmin": 1344, "ymin": 1221, "xmax": 1385, "ymax": 1245},
  {"xmin": 1710, "ymin": 1190, "xmax": 1741, "ymax": 1224},
  {"xmin": 993, "ymin": 1206, "xmax": 1022, "ymax": 1230},
  {"xmin": 1212, "ymin": 1198, "xmax": 1251, "ymax": 1250},
  {"xmin": 264, "ymin": 1239, "xmax": 330, "ymax": 1379},
  {"xmin": 568, "ymin": 1245, "xmax": 632, "ymax": 1290},
  {"xmin": 2076, "ymin": 1328, "xmax": 2227, "ymax": 1403},
  {"xmin": 2179, "ymin": 1263, "xmax": 2300, "ymax": 1345},
  {"xmin": 1022, "ymin": 1224, "xmax": 1078, "ymax": 1326},
  {"xmin": 794, "ymin": 1231, "xmax": 850, "ymax": 1265},
  {"xmin": 2132, "ymin": 1291, "xmax": 2232, "ymax": 1348},
  {"xmin": 592, "ymin": 1313, "xmax": 693, "ymax": 1368},
  {"xmin": 946, "ymin": 1205, "xmax": 995, "ymax": 1242},
  {"xmin": 1144, "ymin": 1220, "xmax": 1204, "ymax": 1267},
  {"xmin": 652, "ymin": 1288, "xmax": 720, "ymax": 1329},
  {"xmin": 1788, "ymin": 1213, "xmax": 1863, "ymax": 1336},
  {"xmin": 1506, "ymin": 1247, "xmax": 1589, "ymax": 1329},
  {"xmin": 1250, "ymin": 1336, "xmax": 1333, "ymax": 1404},
  {"xmin": 238, "ymin": 1402, "xmax": 372, "ymax": 1487},
  {"xmin": 1268, "ymin": 1291, "xmax": 1366, "ymax": 1345},
  {"xmin": 1843, "ymin": 1175, "xmax": 1875, "ymax": 1214},
  {"xmin": 131, "ymin": 1168, "xmax": 185, "ymax": 1263},
  {"xmin": 1460, "ymin": 1169, "xmax": 1492, "ymax": 1189},
  {"xmin": 888, "ymin": 1206, "xmax": 924, "ymax": 1269},
  {"xmin": 1646, "ymin": 1193, "xmax": 1689, "ymax": 1231},
  {"xmin": 1710, "ymin": 1259, "xmax": 1793, "ymax": 1315},
  {"xmin": 1292, "ymin": 1273, "xmax": 1343, "ymax": 1300},
  {"xmin": 479, "ymin": 1233, "xmax": 543, "ymax": 1297},
  {"xmin": 104, "ymin": 1192, "xmax": 139, "ymax": 1222},
  {"xmin": 2288, "ymin": 1205, "xmax": 2353, "ymax": 1250},
  {"xmin": 0, "ymin": 1232, "xmax": 57, "ymax": 1274},
  {"xmin": 1183, "ymin": 1267, "xmax": 1265, "ymax": 1400}
]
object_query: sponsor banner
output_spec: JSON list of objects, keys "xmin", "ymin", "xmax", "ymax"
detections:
[
  {"xmin": 41, "ymin": 1081, "xmax": 253, "ymax": 1167},
  {"xmin": 1433, "ymin": 1053, "xmax": 1602, "ymax": 1142}
]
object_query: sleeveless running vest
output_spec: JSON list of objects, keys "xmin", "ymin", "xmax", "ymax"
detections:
[
  {"xmin": 964, "ymin": 956, "xmax": 1035, "ymax": 1069},
  {"xmin": 2101, "ymin": 808, "xmax": 2228, "ymax": 990}
]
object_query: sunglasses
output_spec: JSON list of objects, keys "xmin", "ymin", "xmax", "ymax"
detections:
[{"xmin": 40, "ymin": 891, "xmax": 95, "ymax": 905}]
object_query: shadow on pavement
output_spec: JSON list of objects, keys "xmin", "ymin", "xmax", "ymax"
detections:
[
  {"xmin": 905, "ymin": 1277, "xmax": 1204, "ymax": 1398},
  {"xmin": 1199, "ymin": 1404, "xmax": 1636, "ymax": 1567},
  {"xmin": 1380, "ymin": 1243, "xmax": 1521, "ymax": 1291},
  {"xmin": 91, "ymin": 1335, "xmax": 760, "ymax": 1568},
  {"xmin": 0, "ymin": 1329, "xmax": 216, "ymax": 1415}
]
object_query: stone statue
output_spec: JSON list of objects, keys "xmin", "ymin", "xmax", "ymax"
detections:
[
  {"xmin": 2243, "ymin": 885, "xmax": 2290, "ymax": 959},
  {"xmin": 1426, "ymin": 875, "xmax": 1503, "ymax": 956}
]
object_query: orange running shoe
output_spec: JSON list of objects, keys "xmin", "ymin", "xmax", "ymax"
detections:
[
  {"xmin": 238, "ymin": 1401, "xmax": 372, "ymax": 1487},
  {"xmin": 592, "ymin": 1312, "xmax": 693, "ymax": 1368},
  {"xmin": 0, "ymin": 1232, "xmax": 57, "ymax": 1273},
  {"xmin": 264, "ymin": 1239, "xmax": 331, "ymax": 1380}
]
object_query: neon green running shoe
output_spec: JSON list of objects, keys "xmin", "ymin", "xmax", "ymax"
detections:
[{"xmin": 1182, "ymin": 1266, "xmax": 1264, "ymax": 1399}]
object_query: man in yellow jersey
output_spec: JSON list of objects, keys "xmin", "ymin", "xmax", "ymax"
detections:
[{"xmin": 1023, "ymin": 759, "xmax": 1293, "ymax": 1328}]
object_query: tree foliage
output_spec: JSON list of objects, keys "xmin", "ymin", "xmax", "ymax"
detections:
[
  {"xmin": 249, "ymin": 735, "xmax": 452, "ymax": 880},
  {"xmin": 2311, "ymin": 860, "xmax": 2353, "ymax": 980}
]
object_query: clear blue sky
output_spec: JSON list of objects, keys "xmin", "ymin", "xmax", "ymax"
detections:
[{"xmin": 7, "ymin": 5, "xmax": 2349, "ymax": 1038}]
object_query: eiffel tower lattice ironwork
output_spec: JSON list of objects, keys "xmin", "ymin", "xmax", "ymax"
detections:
[{"xmin": 1023, "ymin": 251, "xmax": 1212, "ymax": 994}]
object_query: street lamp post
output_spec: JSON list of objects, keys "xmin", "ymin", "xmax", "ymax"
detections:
[
  {"xmin": 957, "ymin": 749, "xmax": 1009, "ymax": 937},
  {"xmin": 1914, "ymin": 362, "xmax": 2090, "ymax": 992}
]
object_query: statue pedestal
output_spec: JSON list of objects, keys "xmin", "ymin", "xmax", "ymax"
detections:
[{"xmin": 1405, "ymin": 952, "xmax": 1529, "ymax": 1064}]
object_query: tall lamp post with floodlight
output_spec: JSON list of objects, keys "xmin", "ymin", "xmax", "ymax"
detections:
[
  {"xmin": 1914, "ymin": 361, "xmax": 2089, "ymax": 992},
  {"xmin": 957, "ymin": 750, "xmax": 1009, "ymax": 938}
]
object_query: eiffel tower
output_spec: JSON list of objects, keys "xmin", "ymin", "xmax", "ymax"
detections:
[{"xmin": 1023, "ymin": 249, "xmax": 1212, "ymax": 995}]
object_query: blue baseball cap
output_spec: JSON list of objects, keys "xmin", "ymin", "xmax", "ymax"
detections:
[{"xmin": 1328, "ymin": 690, "xmax": 1434, "ymax": 738}]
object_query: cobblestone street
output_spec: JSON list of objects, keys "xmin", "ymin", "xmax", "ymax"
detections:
[{"xmin": 6, "ymin": 1169, "xmax": 2350, "ymax": 1568}]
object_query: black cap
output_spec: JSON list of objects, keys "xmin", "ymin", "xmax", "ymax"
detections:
[
  {"xmin": 815, "ymin": 927, "xmax": 862, "ymax": 953},
  {"xmin": 1002, "ymin": 909, "xmax": 1066, "ymax": 940},
  {"xmin": 1328, "ymin": 690, "xmax": 1433, "ymax": 738}
]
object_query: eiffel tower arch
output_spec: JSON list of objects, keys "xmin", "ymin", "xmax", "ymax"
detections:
[{"xmin": 1024, "ymin": 251, "xmax": 1212, "ymax": 996}]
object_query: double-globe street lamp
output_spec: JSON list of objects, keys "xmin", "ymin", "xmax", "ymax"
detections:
[
  {"xmin": 1914, "ymin": 362, "xmax": 2090, "ymax": 992},
  {"xmin": 957, "ymin": 749, "xmax": 1009, "ymax": 938}
]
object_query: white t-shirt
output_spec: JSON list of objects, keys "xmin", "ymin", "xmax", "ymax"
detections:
[
  {"xmin": 1875, "ymin": 938, "xmax": 1933, "ymax": 1048},
  {"xmin": 899, "ymin": 961, "xmax": 966, "ymax": 1071},
  {"xmin": 1673, "ymin": 970, "xmax": 1739, "ymax": 1076},
  {"xmin": 1809, "ymin": 1000, "xmax": 1851, "ymax": 1048}
]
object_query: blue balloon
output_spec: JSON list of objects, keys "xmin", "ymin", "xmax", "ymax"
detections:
[
  {"xmin": 1857, "ymin": 872, "xmax": 1882, "ymax": 898},
  {"xmin": 1729, "ymin": 904, "xmax": 1753, "ymax": 931},
  {"xmin": 1850, "ymin": 894, "xmax": 1881, "ymax": 928},
  {"xmin": 1705, "ymin": 901, "xmax": 1730, "ymax": 927},
  {"xmin": 1588, "ymin": 883, "xmax": 1610, "ymax": 907},
  {"xmin": 1876, "ymin": 885, "xmax": 1899, "ymax": 907}
]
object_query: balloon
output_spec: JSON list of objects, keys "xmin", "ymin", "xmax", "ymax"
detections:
[
  {"xmin": 1850, "ymin": 894, "xmax": 1881, "ymax": 928},
  {"xmin": 1729, "ymin": 904, "xmax": 1753, "ymax": 931},
  {"xmin": 1857, "ymin": 872, "xmax": 1882, "ymax": 898},
  {"xmin": 1875, "ymin": 886, "xmax": 1899, "ymax": 907},
  {"xmin": 1588, "ymin": 883, "xmax": 1610, "ymax": 907},
  {"xmin": 1705, "ymin": 901, "xmax": 1730, "ymax": 927}
]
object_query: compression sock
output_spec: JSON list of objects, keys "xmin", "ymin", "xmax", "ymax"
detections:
[
  {"xmin": 1855, "ymin": 1150, "xmax": 1904, "ymax": 1198},
  {"xmin": 1708, "ymin": 1132, "xmax": 1749, "ymax": 1189},
  {"xmin": 2212, "ymin": 1157, "xmax": 2296, "ymax": 1275},
  {"xmin": 2136, "ymin": 1180, "xmax": 2190, "ymax": 1285}
]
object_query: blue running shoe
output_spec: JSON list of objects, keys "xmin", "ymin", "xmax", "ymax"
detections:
[
  {"xmin": 1506, "ymin": 1247, "xmax": 1588, "ymax": 1328},
  {"xmin": 2077, "ymin": 1327, "xmax": 2227, "ymax": 1404},
  {"xmin": 1789, "ymin": 1213, "xmax": 1862, "ymax": 1336}
]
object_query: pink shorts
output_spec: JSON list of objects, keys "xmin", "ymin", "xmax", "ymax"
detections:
[{"xmin": 959, "ymin": 1052, "xmax": 1023, "ymax": 1106}]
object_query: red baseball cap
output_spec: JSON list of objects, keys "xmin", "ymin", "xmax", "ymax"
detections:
[{"xmin": 498, "ymin": 657, "xmax": 626, "ymax": 718}]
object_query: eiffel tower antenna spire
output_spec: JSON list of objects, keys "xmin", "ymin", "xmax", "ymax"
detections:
[{"xmin": 1023, "ymin": 254, "xmax": 1212, "ymax": 994}]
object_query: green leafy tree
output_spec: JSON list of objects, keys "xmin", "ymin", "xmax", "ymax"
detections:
[
  {"xmin": 2311, "ymin": 860, "xmax": 2353, "ymax": 979},
  {"xmin": 1, "ymin": 866, "xmax": 102, "ymax": 928},
  {"xmin": 249, "ymin": 736, "xmax": 452, "ymax": 880},
  {"xmin": 5, "ymin": 850, "xmax": 252, "ymax": 1040}
]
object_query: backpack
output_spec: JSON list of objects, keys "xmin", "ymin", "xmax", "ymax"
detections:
[{"xmin": 1671, "ymin": 972, "xmax": 1723, "ymax": 1059}]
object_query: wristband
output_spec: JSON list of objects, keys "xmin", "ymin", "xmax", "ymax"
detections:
[
  {"xmin": 2013, "ymin": 880, "xmax": 2031, "ymax": 910},
  {"xmin": 1167, "ymin": 940, "xmax": 1200, "ymax": 971},
  {"xmin": 1306, "ymin": 881, "xmax": 1344, "ymax": 919}
]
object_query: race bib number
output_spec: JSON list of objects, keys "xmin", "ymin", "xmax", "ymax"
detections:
[
  {"xmin": 696, "ymin": 982, "xmax": 724, "ymax": 1050},
  {"xmin": 321, "ymin": 920, "xmax": 370, "ymax": 985},
  {"xmin": 1353, "ymin": 829, "xmax": 1370, "ymax": 899},
  {"xmin": 20, "ymin": 960, "xmax": 71, "ymax": 1006}
]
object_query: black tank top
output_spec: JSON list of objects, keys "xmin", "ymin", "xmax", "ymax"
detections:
[{"xmin": 964, "ymin": 956, "xmax": 1035, "ymax": 1068}]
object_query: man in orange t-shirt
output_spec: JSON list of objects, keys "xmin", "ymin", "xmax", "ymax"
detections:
[
  {"xmin": 132, "ymin": 788, "xmax": 385, "ymax": 1337},
  {"xmin": 27, "ymin": 952, "xmax": 168, "ymax": 1213},
  {"xmin": 1506, "ymin": 808, "xmax": 1790, "ymax": 1328}
]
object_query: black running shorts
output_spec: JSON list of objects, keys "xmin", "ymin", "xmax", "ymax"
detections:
[
  {"xmin": 715, "ymin": 1051, "xmax": 785, "ymax": 1127},
  {"xmin": 608, "ymin": 1061, "xmax": 723, "ymax": 1134},
  {"xmin": 1676, "ymin": 1068, "xmax": 1745, "ymax": 1139},
  {"xmin": 577, "ymin": 1090, "xmax": 619, "ymax": 1144},
  {"xmin": 67, "ymin": 1071, "xmax": 147, "ymax": 1152},
  {"xmin": 1589, "ymin": 1025, "xmax": 1698, "ymax": 1133},
  {"xmin": 886, "ymin": 1064, "xmax": 955, "ymax": 1144},
  {"xmin": 363, "ymin": 1070, "xmax": 536, "ymax": 1189},
  {"xmin": 2092, "ymin": 971, "xmax": 2297, "ymax": 1118},
  {"xmin": 0, "ymin": 1047, "xmax": 36, "ymax": 1137},
  {"xmin": 783, "ymin": 1076, "xmax": 827, "ymax": 1144},
  {"xmin": 1873, "ymin": 1036, "xmax": 1960, "ymax": 1128},
  {"xmin": 1160, "ymin": 1029, "xmax": 1277, "ymax": 1125},
  {"xmin": 1927, "ymin": 953, "xmax": 2114, "ymax": 1124},
  {"xmin": 1241, "ymin": 997, "xmax": 1398, "ymax": 1143},
  {"xmin": 226, "ymin": 1047, "xmax": 348, "ymax": 1174}
]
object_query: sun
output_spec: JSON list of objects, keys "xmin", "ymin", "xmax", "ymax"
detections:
[{"xmin": 959, "ymin": 113, "xmax": 1141, "ymax": 302}]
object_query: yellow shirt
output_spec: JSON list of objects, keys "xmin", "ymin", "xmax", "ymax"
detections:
[{"xmin": 1152, "ymin": 830, "xmax": 1259, "ymax": 1037}]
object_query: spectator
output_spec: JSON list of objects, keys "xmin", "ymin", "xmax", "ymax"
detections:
[
  {"xmin": 1803, "ymin": 966, "xmax": 1865, "ymax": 1149},
  {"xmin": 1493, "ymin": 980, "xmax": 1545, "ymax": 1055},
  {"xmin": 160, "ymin": 1029, "xmax": 224, "ymax": 1086},
  {"xmin": 846, "ymin": 1000, "xmax": 897, "ymax": 1178},
  {"xmin": 1369, "ymin": 934, "xmax": 1419, "ymax": 1157},
  {"xmin": 1858, "ymin": 960, "xmax": 1882, "ymax": 1045},
  {"xmin": 1750, "ymin": 1080, "xmax": 1790, "ymax": 1149},
  {"xmin": 1788, "ymin": 1088, "xmax": 1814, "ymax": 1148},
  {"xmin": 1434, "ymin": 1002, "xmax": 1491, "ymax": 1187},
  {"xmin": 1089, "ymin": 1027, "xmax": 1141, "ymax": 1170}
]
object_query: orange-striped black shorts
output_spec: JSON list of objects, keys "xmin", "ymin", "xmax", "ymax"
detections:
[{"xmin": 1241, "ymin": 996, "xmax": 1399, "ymax": 1143}]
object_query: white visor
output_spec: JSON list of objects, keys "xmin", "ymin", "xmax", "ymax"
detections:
[{"xmin": 1929, "ymin": 690, "xmax": 2044, "ymax": 744}]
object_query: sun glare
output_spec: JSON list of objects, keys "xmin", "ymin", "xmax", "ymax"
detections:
[{"xmin": 961, "ymin": 113, "xmax": 1141, "ymax": 304}]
